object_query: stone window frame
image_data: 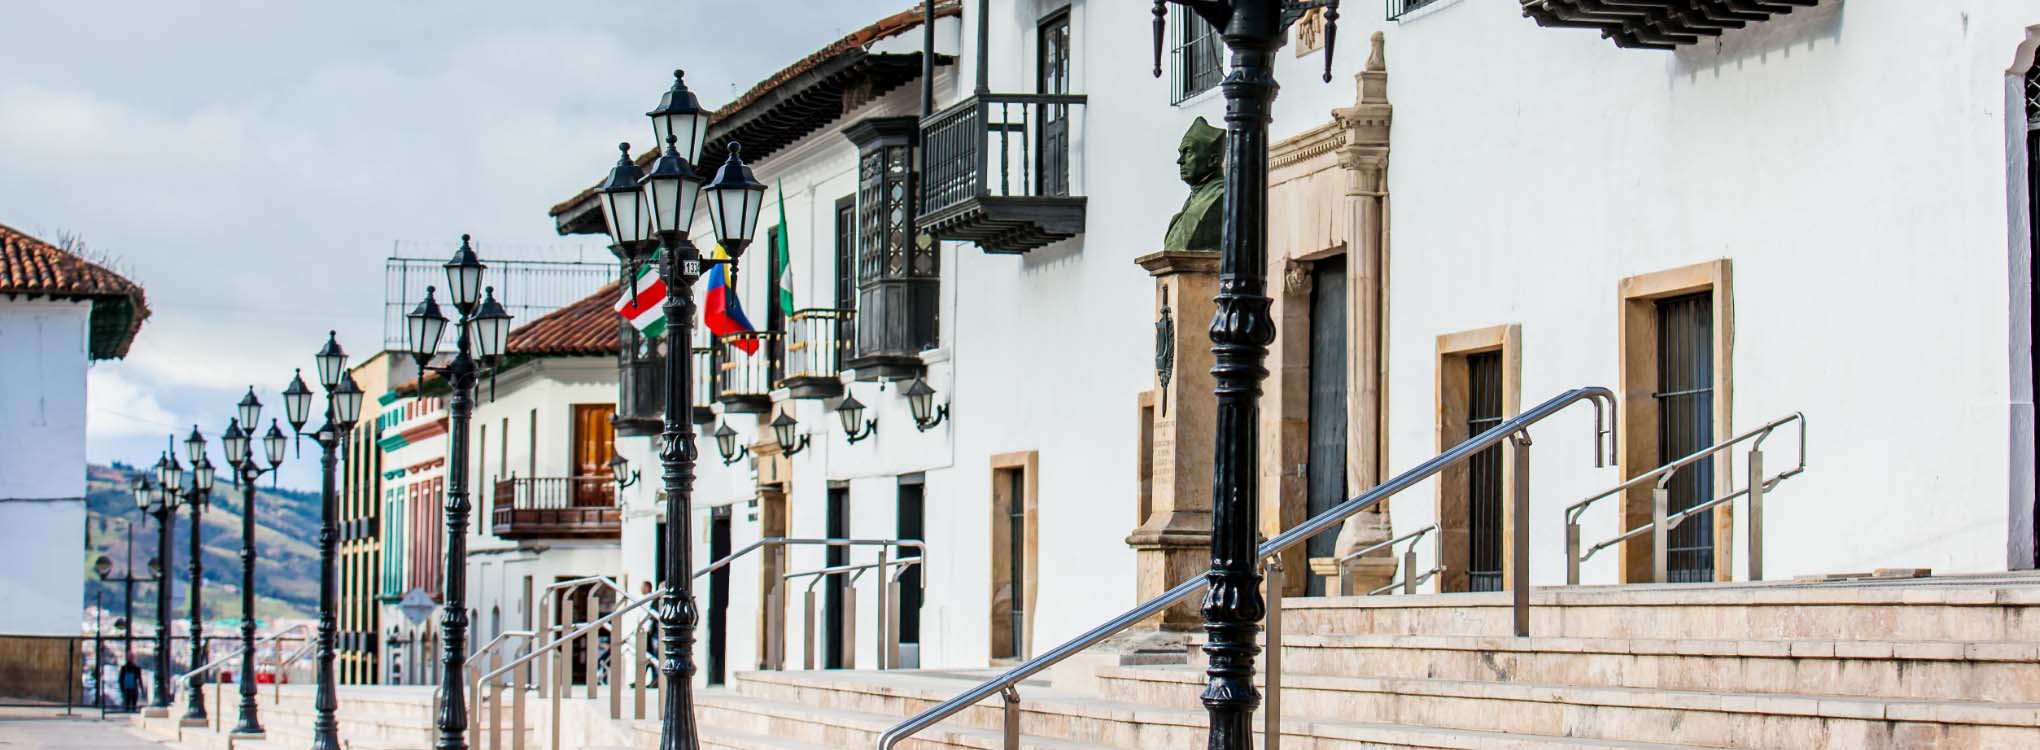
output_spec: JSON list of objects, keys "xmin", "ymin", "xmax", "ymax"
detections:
[
  {"xmin": 989, "ymin": 450, "xmax": 1038, "ymax": 663},
  {"xmin": 1433, "ymin": 324, "xmax": 1522, "ymax": 594},
  {"xmin": 1616, "ymin": 259, "xmax": 1734, "ymax": 583}
]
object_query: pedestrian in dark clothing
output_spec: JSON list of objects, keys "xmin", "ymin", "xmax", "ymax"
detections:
[{"xmin": 118, "ymin": 661, "xmax": 142, "ymax": 712}]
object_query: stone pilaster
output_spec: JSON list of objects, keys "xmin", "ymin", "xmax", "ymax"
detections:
[{"xmin": 1128, "ymin": 249, "xmax": 1221, "ymax": 630}]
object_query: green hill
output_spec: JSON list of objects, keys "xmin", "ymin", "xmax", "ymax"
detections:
[{"xmin": 83, "ymin": 462, "xmax": 322, "ymax": 629}]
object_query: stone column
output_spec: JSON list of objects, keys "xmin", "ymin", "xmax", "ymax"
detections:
[{"xmin": 1128, "ymin": 250, "xmax": 1221, "ymax": 629}]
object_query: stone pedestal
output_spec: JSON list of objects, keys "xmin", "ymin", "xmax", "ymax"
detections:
[{"xmin": 1127, "ymin": 250, "xmax": 1220, "ymax": 630}]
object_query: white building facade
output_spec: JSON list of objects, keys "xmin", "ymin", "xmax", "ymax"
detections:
[
  {"xmin": 549, "ymin": 0, "xmax": 2040, "ymax": 686},
  {"xmin": 0, "ymin": 224, "xmax": 147, "ymax": 637}
]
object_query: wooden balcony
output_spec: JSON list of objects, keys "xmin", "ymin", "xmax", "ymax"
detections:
[
  {"xmin": 779, "ymin": 309, "xmax": 853, "ymax": 399},
  {"xmin": 491, "ymin": 477, "xmax": 619, "ymax": 541},
  {"xmin": 919, "ymin": 93, "xmax": 1087, "ymax": 254},
  {"xmin": 1519, "ymin": 0, "xmax": 1817, "ymax": 50}
]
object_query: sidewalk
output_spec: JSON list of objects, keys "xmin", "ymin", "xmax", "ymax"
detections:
[{"xmin": 0, "ymin": 708, "xmax": 166, "ymax": 748}]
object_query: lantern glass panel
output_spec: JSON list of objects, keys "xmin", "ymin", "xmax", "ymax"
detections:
[
  {"xmin": 314, "ymin": 332, "xmax": 347, "ymax": 388},
  {"xmin": 334, "ymin": 374, "xmax": 365, "ymax": 426},
  {"xmin": 184, "ymin": 427, "xmax": 207, "ymax": 464},
  {"xmin": 222, "ymin": 421, "xmax": 247, "ymax": 464},
  {"xmin": 836, "ymin": 394, "xmax": 865, "ymax": 435},
  {"xmin": 131, "ymin": 478, "xmax": 150, "ymax": 512},
  {"xmin": 714, "ymin": 421, "xmax": 739, "ymax": 461},
  {"xmin": 283, "ymin": 371, "xmax": 314, "ymax": 430},
  {"xmin": 445, "ymin": 237, "xmax": 485, "ymax": 309},
  {"xmin": 407, "ymin": 290, "xmax": 449, "ymax": 358},
  {"xmin": 263, "ymin": 422, "xmax": 289, "ymax": 467},
  {"xmin": 237, "ymin": 389, "xmax": 262, "ymax": 431}
]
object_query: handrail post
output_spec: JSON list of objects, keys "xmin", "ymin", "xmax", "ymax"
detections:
[
  {"xmin": 885, "ymin": 576, "xmax": 903, "ymax": 671},
  {"xmin": 844, "ymin": 580, "xmax": 858, "ymax": 670},
  {"xmin": 1565, "ymin": 518, "xmax": 1581, "ymax": 586},
  {"xmin": 1000, "ymin": 685, "xmax": 1021, "ymax": 750},
  {"xmin": 1747, "ymin": 447, "xmax": 1764, "ymax": 582},
  {"xmin": 1402, "ymin": 543, "xmax": 1418, "ymax": 596},
  {"xmin": 1651, "ymin": 487, "xmax": 1671, "ymax": 583},
  {"xmin": 875, "ymin": 549, "xmax": 890, "ymax": 670},
  {"xmin": 511, "ymin": 660, "xmax": 526, "ymax": 750},
  {"xmin": 803, "ymin": 588, "xmax": 817, "ymax": 670},
  {"xmin": 1510, "ymin": 431, "xmax": 1532, "ymax": 637},
  {"xmin": 1263, "ymin": 555, "xmax": 1284, "ymax": 750}
]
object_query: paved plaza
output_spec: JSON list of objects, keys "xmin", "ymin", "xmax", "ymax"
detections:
[{"xmin": 0, "ymin": 709, "xmax": 163, "ymax": 750}]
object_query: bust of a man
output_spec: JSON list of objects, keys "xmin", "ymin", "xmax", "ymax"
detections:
[{"xmin": 1163, "ymin": 117, "xmax": 1225, "ymax": 252}]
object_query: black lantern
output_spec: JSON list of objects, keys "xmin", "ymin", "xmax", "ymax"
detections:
[
  {"xmin": 131, "ymin": 476, "xmax": 153, "ymax": 512},
  {"xmin": 221, "ymin": 419, "xmax": 248, "ymax": 465},
  {"xmin": 641, "ymin": 136, "xmax": 702, "ymax": 238},
  {"xmin": 444, "ymin": 235, "xmax": 486, "ymax": 311},
  {"xmin": 769, "ymin": 411, "xmax": 809, "ymax": 456},
  {"xmin": 184, "ymin": 425, "xmax": 208, "ymax": 464},
  {"xmin": 334, "ymin": 372, "xmax": 366, "ymax": 427},
  {"xmin": 904, "ymin": 376, "xmax": 948, "ymax": 432},
  {"xmin": 470, "ymin": 286, "xmax": 514, "ymax": 361},
  {"xmin": 703, "ymin": 141, "xmax": 767, "ymax": 258},
  {"xmin": 599, "ymin": 143, "xmax": 652, "ymax": 247},
  {"xmin": 283, "ymin": 370, "xmax": 314, "ymax": 432},
  {"xmin": 713, "ymin": 420, "xmax": 748, "ymax": 466},
  {"xmin": 406, "ymin": 287, "xmax": 450, "ymax": 363},
  {"xmin": 194, "ymin": 456, "xmax": 216, "ymax": 496},
  {"xmin": 94, "ymin": 555, "xmax": 114, "ymax": 579},
  {"xmin": 263, "ymin": 420, "xmax": 289, "ymax": 468},
  {"xmin": 237, "ymin": 388, "xmax": 263, "ymax": 434},
  {"xmin": 836, "ymin": 392, "xmax": 876, "ymax": 444},
  {"xmin": 608, "ymin": 454, "xmax": 639, "ymax": 489},
  {"xmin": 648, "ymin": 70, "xmax": 708, "ymax": 166},
  {"xmin": 314, "ymin": 330, "xmax": 348, "ymax": 390},
  {"xmin": 163, "ymin": 454, "xmax": 184, "ymax": 493}
]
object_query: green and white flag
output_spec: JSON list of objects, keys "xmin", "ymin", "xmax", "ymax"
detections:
[
  {"xmin": 774, "ymin": 181, "xmax": 793, "ymax": 314},
  {"xmin": 614, "ymin": 254, "xmax": 667, "ymax": 338}
]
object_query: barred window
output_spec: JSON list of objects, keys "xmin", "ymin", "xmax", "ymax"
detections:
[{"xmin": 1170, "ymin": 11, "xmax": 1222, "ymax": 104}]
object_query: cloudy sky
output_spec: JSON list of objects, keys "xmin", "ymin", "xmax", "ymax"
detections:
[{"xmin": 1, "ymin": 1, "xmax": 900, "ymax": 489}]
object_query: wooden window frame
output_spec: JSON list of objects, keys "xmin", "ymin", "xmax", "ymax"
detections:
[
  {"xmin": 1617, "ymin": 260, "xmax": 1733, "ymax": 582},
  {"xmin": 989, "ymin": 450, "xmax": 1038, "ymax": 663},
  {"xmin": 1434, "ymin": 324, "xmax": 1522, "ymax": 593}
]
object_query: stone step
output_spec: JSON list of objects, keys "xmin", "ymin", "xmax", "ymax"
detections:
[
  {"xmin": 687, "ymin": 688, "xmax": 1118, "ymax": 750},
  {"xmin": 1221, "ymin": 632, "xmax": 2040, "ymax": 703},
  {"xmin": 717, "ymin": 670, "xmax": 1714, "ymax": 750},
  {"xmin": 1094, "ymin": 664, "xmax": 2040, "ymax": 749},
  {"xmin": 1281, "ymin": 576, "xmax": 2040, "ymax": 641}
]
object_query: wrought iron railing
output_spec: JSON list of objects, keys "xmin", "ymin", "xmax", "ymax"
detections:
[
  {"xmin": 1387, "ymin": 0, "xmax": 1440, "ymax": 21},
  {"xmin": 716, "ymin": 331, "xmax": 782, "ymax": 407},
  {"xmin": 491, "ymin": 477, "xmax": 619, "ymax": 538},
  {"xmin": 782, "ymin": 308, "xmax": 855, "ymax": 386},
  {"xmin": 921, "ymin": 93, "xmax": 1088, "ymax": 220}
]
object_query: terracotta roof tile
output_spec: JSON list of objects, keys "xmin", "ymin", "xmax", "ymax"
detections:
[
  {"xmin": 506, "ymin": 282, "xmax": 622, "ymax": 356},
  {"xmin": 547, "ymin": 1, "xmax": 959, "ymax": 219},
  {"xmin": 0, "ymin": 222, "xmax": 150, "ymax": 359}
]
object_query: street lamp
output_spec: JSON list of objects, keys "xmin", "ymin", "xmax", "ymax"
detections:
[
  {"xmin": 404, "ymin": 235, "xmax": 512, "ymax": 750},
  {"xmin": 1149, "ymin": 3, "xmax": 1343, "ymax": 746},
  {"xmin": 902, "ymin": 376, "xmax": 947, "ymax": 432},
  {"xmin": 609, "ymin": 455, "xmax": 640, "ymax": 490},
  {"xmin": 288, "ymin": 332, "xmax": 366, "ymax": 750},
  {"xmin": 769, "ymin": 411, "xmax": 809, "ymax": 456},
  {"xmin": 712, "ymin": 420, "xmax": 747, "ymax": 466},
  {"xmin": 130, "ymin": 447, "xmax": 194, "ymax": 716},
  {"xmin": 95, "ymin": 516, "xmax": 159, "ymax": 712},
  {"xmin": 607, "ymin": 66, "xmax": 763, "ymax": 749},
  {"xmin": 835, "ymin": 392, "xmax": 876, "ymax": 444},
  {"xmin": 177, "ymin": 427, "xmax": 215, "ymax": 726},
  {"xmin": 222, "ymin": 388, "xmax": 288, "ymax": 738}
]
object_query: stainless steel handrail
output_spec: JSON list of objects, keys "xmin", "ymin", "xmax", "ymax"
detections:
[
  {"xmin": 1337, "ymin": 524, "xmax": 1438, "ymax": 597},
  {"xmin": 179, "ymin": 623, "xmax": 308, "ymax": 685},
  {"xmin": 1565, "ymin": 412, "xmax": 1806, "ymax": 583},
  {"xmin": 877, "ymin": 386, "xmax": 1616, "ymax": 749},
  {"xmin": 694, "ymin": 537, "xmax": 926, "ymax": 578}
]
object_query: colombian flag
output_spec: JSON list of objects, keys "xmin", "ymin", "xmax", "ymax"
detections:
[{"xmin": 704, "ymin": 245, "xmax": 759, "ymax": 353}]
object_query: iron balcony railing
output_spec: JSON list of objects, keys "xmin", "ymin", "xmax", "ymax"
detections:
[
  {"xmin": 921, "ymin": 92, "xmax": 1088, "ymax": 220},
  {"xmin": 781, "ymin": 308, "xmax": 855, "ymax": 396},
  {"xmin": 1566, "ymin": 412, "xmax": 1807, "ymax": 584},
  {"xmin": 878, "ymin": 387, "xmax": 1617, "ymax": 749},
  {"xmin": 716, "ymin": 331, "xmax": 782, "ymax": 411},
  {"xmin": 491, "ymin": 476, "xmax": 619, "ymax": 539}
]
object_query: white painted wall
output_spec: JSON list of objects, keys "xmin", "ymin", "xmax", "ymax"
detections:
[{"xmin": 0, "ymin": 298, "xmax": 91, "ymax": 635}]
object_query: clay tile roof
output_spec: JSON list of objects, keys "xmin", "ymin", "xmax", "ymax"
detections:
[
  {"xmin": 505, "ymin": 282, "xmax": 622, "ymax": 356},
  {"xmin": 0, "ymin": 222, "xmax": 150, "ymax": 359},
  {"xmin": 547, "ymin": 0, "xmax": 959, "ymax": 221}
]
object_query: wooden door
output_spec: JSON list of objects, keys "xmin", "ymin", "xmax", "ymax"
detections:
[
  {"xmin": 570, "ymin": 404, "xmax": 616, "ymax": 507},
  {"xmin": 1305, "ymin": 257, "xmax": 1348, "ymax": 595}
]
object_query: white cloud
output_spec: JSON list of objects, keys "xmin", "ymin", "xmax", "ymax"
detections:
[{"xmin": 86, "ymin": 368, "xmax": 181, "ymax": 440}]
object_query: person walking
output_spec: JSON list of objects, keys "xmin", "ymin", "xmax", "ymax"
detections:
[{"xmin": 118, "ymin": 660, "xmax": 142, "ymax": 712}]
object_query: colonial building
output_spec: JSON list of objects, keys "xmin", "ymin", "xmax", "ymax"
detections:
[
  {"xmin": 372, "ymin": 385, "xmax": 448, "ymax": 685},
  {"xmin": 0, "ymin": 223, "xmax": 148, "ymax": 636},
  {"xmin": 335, "ymin": 351, "xmax": 414, "ymax": 684}
]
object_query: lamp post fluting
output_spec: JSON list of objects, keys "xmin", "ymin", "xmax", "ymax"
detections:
[
  {"xmin": 603, "ymin": 68, "xmax": 764, "ymax": 750},
  {"xmin": 288, "ymin": 332, "xmax": 367, "ymax": 750},
  {"xmin": 403, "ymin": 236, "xmax": 513, "ymax": 750},
  {"xmin": 222, "ymin": 391, "xmax": 289, "ymax": 737},
  {"xmin": 1148, "ymin": 3, "xmax": 1340, "ymax": 748},
  {"xmin": 178, "ymin": 429, "xmax": 215, "ymax": 725}
]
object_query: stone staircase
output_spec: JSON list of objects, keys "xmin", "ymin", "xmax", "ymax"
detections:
[
  {"xmin": 137, "ymin": 684, "xmax": 467, "ymax": 750},
  {"xmin": 678, "ymin": 573, "xmax": 2040, "ymax": 749}
]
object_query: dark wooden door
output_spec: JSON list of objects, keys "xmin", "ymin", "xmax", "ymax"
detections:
[
  {"xmin": 1466, "ymin": 351, "xmax": 1505, "ymax": 592},
  {"xmin": 824, "ymin": 487, "xmax": 850, "ymax": 668},
  {"xmin": 1306, "ymin": 257, "xmax": 1348, "ymax": 595},
  {"xmin": 706, "ymin": 507, "xmax": 731, "ymax": 685},
  {"xmin": 1656, "ymin": 292, "xmax": 1715, "ymax": 582},
  {"xmin": 896, "ymin": 480, "xmax": 925, "ymax": 654},
  {"xmin": 1036, "ymin": 10, "xmax": 1072, "ymax": 198}
]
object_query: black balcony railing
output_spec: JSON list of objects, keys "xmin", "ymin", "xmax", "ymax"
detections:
[
  {"xmin": 491, "ymin": 476, "xmax": 619, "ymax": 540},
  {"xmin": 717, "ymin": 331, "xmax": 781, "ymax": 413},
  {"xmin": 780, "ymin": 308, "xmax": 853, "ymax": 399},
  {"xmin": 919, "ymin": 93, "xmax": 1088, "ymax": 254}
]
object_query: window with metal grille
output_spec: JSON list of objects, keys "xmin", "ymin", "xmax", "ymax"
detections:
[
  {"xmin": 1465, "ymin": 350, "xmax": 1505, "ymax": 592},
  {"xmin": 1387, "ymin": 0, "xmax": 1441, "ymax": 21},
  {"xmin": 1170, "ymin": 11, "xmax": 1222, "ymax": 104},
  {"xmin": 1655, "ymin": 292, "xmax": 1715, "ymax": 583}
]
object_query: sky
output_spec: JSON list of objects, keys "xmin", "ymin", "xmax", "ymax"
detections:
[{"xmin": 0, "ymin": 0, "xmax": 905, "ymax": 490}]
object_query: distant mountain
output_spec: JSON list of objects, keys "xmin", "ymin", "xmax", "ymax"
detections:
[{"xmin": 83, "ymin": 462, "xmax": 322, "ymax": 629}]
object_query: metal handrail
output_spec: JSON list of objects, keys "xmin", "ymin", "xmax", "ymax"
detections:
[
  {"xmin": 1336, "ymin": 524, "xmax": 1439, "ymax": 597},
  {"xmin": 1566, "ymin": 412, "xmax": 1806, "ymax": 583},
  {"xmin": 179, "ymin": 624, "xmax": 309, "ymax": 685},
  {"xmin": 1337, "ymin": 524, "xmax": 1435, "ymax": 565},
  {"xmin": 877, "ymin": 386, "xmax": 1616, "ymax": 749},
  {"xmin": 693, "ymin": 537, "xmax": 926, "ymax": 578}
]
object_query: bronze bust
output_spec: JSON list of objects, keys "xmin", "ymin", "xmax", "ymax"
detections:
[{"xmin": 1163, "ymin": 117, "xmax": 1225, "ymax": 252}]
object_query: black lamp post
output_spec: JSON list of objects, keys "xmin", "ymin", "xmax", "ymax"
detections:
[
  {"xmin": 403, "ymin": 236, "xmax": 513, "ymax": 750},
  {"xmin": 96, "ymin": 518, "xmax": 159, "ymax": 711},
  {"xmin": 222, "ymin": 389, "xmax": 290, "ymax": 738},
  {"xmin": 1148, "ymin": 3, "xmax": 1340, "ymax": 748},
  {"xmin": 287, "ymin": 332, "xmax": 367, "ymax": 750},
  {"xmin": 131, "ymin": 451, "xmax": 188, "ymax": 714},
  {"xmin": 177, "ymin": 428, "xmax": 215, "ymax": 726},
  {"xmin": 604, "ymin": 68, "xmax": 765, "ymax": 750}
]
